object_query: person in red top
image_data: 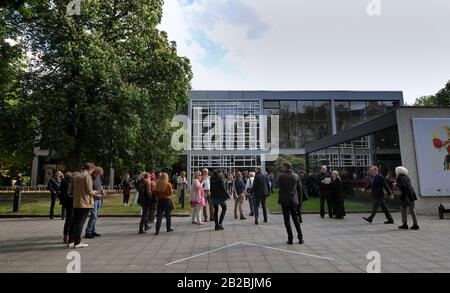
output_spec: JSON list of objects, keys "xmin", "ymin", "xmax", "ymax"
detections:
[{"xmin": 153, "ymin": 173, "xmax": 174, "ymax": 235}]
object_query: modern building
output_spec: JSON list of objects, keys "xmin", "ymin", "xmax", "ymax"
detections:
[
  {"xmin": 185, "ymin": 90, "xmax": 403, "ymax": 183},
  {"xmin": 305, "ymin": 107, "xmax": 450, "ymax": 214}
]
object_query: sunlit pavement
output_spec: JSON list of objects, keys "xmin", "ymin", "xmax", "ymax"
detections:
[{"xmin": 1, "ymin": 202, "xmax": 450, "ymax": 273}]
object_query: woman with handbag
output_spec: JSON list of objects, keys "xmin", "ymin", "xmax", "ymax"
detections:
[
  {"xmin": 395, "ymin": 167, "xmax": 419, "ymax": 230},
  {"xmin": 153, "ymin": 173, "xmax": 174, "ymax": 235}
]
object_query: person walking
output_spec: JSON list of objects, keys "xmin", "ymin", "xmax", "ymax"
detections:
[
  {"xmin": 395, "ymin": 167, "xmax": 419, "ymax": 230},
  {"xmin": 253, "ymin": 168, "xmax": 269, "ymax": 225},
  {"xmin": 153, "ymin": 173, "xmax": 174, "ymax": 235},
  {"xmin": 61, "ymin": 171, "xmax": 73, "ymax": 245},
  {"xmin": 317, "ymin": 166, "xmax": 333, "ymax": 218},
  {"xmin": 48, "ymin": 169, "xmax": 62, "ymax": 219},
  {"xmin": 68, "ymin": 162, "xmax": 97, "ymax": 248},
  {"xmin": 278, "ymin": 162, "xmax": 304, "ymax": 245},
  {"xmin": 138, "ymin": 173, "xmax": 153, "ymax": 234},
  {"xmin": 85, "ymin": 167, "xmax": 105, "ymax": 239},
  {"xmin": 177, "ymin": 171, "xmax": 188, "ymax": 209},
  {"xmin": 190, "ymin": 171, "xmax": 206, "ymax": 225},
  {"xmin": 210, "ymin": 169, "xmax": 229, "ymax": 231},
  {"xmin": 233, "ymin": 172, "xmax": 247, "ymax": 220},
  {"xmin": 330, "ymin": 171, "xmax": 346, "ymax": 220},
  {"xmin": 363, "ymin": 166, "xmax": 395, "ymax": 224},
  {"xmin": 245, "ymin": 172, "xmax": 256, "ymax": 217},
  {"xmin": 201, "ymin": 169, "xmax": 214, "ymax": 222},
  {"xmin": 121, "ymin": 174, "xmax": 132, "ymax": 206}
]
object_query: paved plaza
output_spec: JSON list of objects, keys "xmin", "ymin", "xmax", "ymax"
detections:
[{"xmin": 1, "ymin": 203, "xmax": 450, "ymax": 273}]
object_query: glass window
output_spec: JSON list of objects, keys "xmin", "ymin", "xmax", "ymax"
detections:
[
  {"xmin": 297, "ymin": 101, "xmax": 314, "ymax": 121},
  {"xmin": 297, "ymin": 121, "xmax": 315, "ymax": 147},
  {"xmin": 264, "ymin": 101, "xmax": 280, "ymax": 109},
  {"xmin": 314, "ymin": 101, "xmax": 331, "ymax": 121},
  {"xmin": 315, "ymin": 121, "xmax": 332, "ymax": 140},
  {"xmin": 335, "ymin": 101, "xmax": 350, "ymax": 132},
  {"xmin": 349, "ymin": 101, "xmax": 367, "ymax": 126},
  {"xmin": 383, "ymin": 101, "xmax": 400, "ymax": 112},
  {"xmin": 367, "ymin": 101, "xmax": 383, "ymax": 119}
]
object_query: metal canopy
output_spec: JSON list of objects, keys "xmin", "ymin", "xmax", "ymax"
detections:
[{"xmin": 304, "ymin": 109, "xmax": 398, "ymax": 154}]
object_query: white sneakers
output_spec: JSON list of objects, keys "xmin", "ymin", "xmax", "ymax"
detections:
[{"xmin": 67, "ymin": 242, "xmax": 88, "ymax": 248}]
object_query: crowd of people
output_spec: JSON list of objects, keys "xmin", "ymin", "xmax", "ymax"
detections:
[{"xmin": 47, "ymin": 160, "xmax": 420, "ymax": 249}]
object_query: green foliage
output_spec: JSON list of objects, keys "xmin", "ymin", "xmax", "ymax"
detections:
[
  {"xmin": 272, "ymin": 155, "xmax": 305, "ymax": 179},
  {"xmin": 414, "ymin": 81, "xmax": 450, "ymax": 107},
  {"xmin": 0, "ymin": 6, "xmax": 36, "ymax": 177},
  {"xmin": 3, "ymin": 0, "xmax": 192, "ymax": 173}
]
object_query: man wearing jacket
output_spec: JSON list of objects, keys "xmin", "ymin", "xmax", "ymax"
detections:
[
  {"xmin": 278, "ymin": 162, "xmax": 304, "ymax": 245},
  {"xmin": 68, "ymin": 162, "xmax": 97, "ymax": 248},
  {"xmin": 363, "ymin": 166, "xmax": 394, "ymax": 224},
  {"xmin": 317, "ymin": 166, "xmax": 333, "ymax": 218},
  {"xmin": 252, "ymin": 168, "xmax": 269, "ymax": 225}
]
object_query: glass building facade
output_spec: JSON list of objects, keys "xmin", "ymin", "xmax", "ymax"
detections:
[{"xmin": 185, "ymin": 91, "xmax": 403, "ymax": 182}]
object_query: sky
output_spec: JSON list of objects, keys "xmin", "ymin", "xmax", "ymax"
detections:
[{"xmin": 159, "ymin": 0, "xmax": 450, "ymax": 104}]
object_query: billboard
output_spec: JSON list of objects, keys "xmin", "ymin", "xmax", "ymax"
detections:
[{"xmin": 412, "ymin": 118, "xmax": 450, "ymax": 197}]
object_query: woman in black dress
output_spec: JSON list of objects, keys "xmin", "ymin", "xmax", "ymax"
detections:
[{"xmin": 330, "ymin": 171, "xmax": 346, "ymax": 220}]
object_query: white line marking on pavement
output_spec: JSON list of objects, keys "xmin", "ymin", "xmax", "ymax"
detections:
[
  {"xmin": 166, "ymin": 241, "xmax": 335, "ymax": 265},
  {"xmin": 165, "ymin": 242, "xmax": 242, "ymax": 266},
  {"xmin": 257, "ymin": 225, "xmax": 285, "ymax": 231},
  {"xmin": 240, "ymin": 242, "xmax": 336, "ymax": 261}
]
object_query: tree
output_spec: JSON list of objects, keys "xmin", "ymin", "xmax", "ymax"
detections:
[
  {"xmin": 12, "ymin": 0, "xmax": 192, "ymax": 171},
  {"xmin": 0, "ymin": 5, "xmax": 36, "ymax": 179},
  {"xmin": 272, "ymin": 155, "xmax": 306, "ymax": 179},
  {"xmin": 414, "ymin": 80, "xmax": 450, "ymax": 107},
  {"xmin": 434, "ymin": 80, "xmax": 450, "ymax": 107},
  {"xmin": 413, "ymin": 95, "xmax": 436, "ymax": 106}
]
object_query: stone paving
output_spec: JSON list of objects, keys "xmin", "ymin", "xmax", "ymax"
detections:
[{"xmin": 1, "ymin": 202, "xmax": 450, "ymax": 273}]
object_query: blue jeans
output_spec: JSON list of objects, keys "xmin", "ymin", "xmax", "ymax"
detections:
[
  {"xmin": 86, "ymin": 199, "xmax": 102, "ymax": 235},
  {"xmin": 248, "ymin": 196, "xmax": 255, "ymax": 215}
]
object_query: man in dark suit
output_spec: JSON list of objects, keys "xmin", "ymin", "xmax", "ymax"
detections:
[
  {"xmin": 278, "ymin": 162, "xmax": 304, "ymax": 245},
  {"xmin": 363, "ymin": 166, "xmax": 394, "ymax": 224},
  {"xmin": 317, "ymin": 166, "xmax": 333, "ymax": 218},
  {"xmin": 252, "ymin": 168, "xmax": 269, "ymax": 225}
]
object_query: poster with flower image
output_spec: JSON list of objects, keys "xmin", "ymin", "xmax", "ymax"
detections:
[{"xmin": 412, "ymin": 118, "xmax": 450, "ymax": 197}]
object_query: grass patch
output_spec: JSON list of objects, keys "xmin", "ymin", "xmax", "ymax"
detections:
[
  {"xmin": 0, "ymin": 192, "xmax": 192, "ymax": 216},
  {"xmin": 265, "ymin": 189, "xmax": 377, "ymax": 213}
]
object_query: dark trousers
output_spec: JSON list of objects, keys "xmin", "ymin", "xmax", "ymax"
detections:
[
  {"xmin": 139, "ymin": 200, "xmax": 151, "ymax": 232},
  {"xmin": 149, "ymin": 200, "xmax": 156, "ymax": 223},
  {"xmin": 282, "ymin": 205, "xmax": 303, "ymax": 241},
  {"xmin": 63, "ymin": 198, "xmax": 74, "ymax": 236},
  {"xmin": 214, "ymin": 202, "xmax": 227, "ymax": 228},
  {"xmin": 333, "ymin": 197, "xmax": 346, "ymax": 219},
  {"xmin": 123, "ymin": 191, "xmax": 130, "ymax": 204},
  {"xmin": 369, "ymin": 197, "xmax": 393, "ymax": 220},
  {"xmin": 179, "ymin": 189, "xmax": 185, "ymax": 209},
  {"xmin": 50, "ymin": 193, "xmax": 57, "ymax": 219},
  {"xmin": 156, "ymin": 199, "xmax": 172, "ymax": 233},
  {"xmin": 319, "ymin": 190, "xmax": 333, "ymax": 218},
  {"xmin": 254, "ymin": 196, "xmax": 267, "ymax": 221},
  {"xmin": 69, "ymin": 208, "xmax": 90, "ymax": 245}
]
